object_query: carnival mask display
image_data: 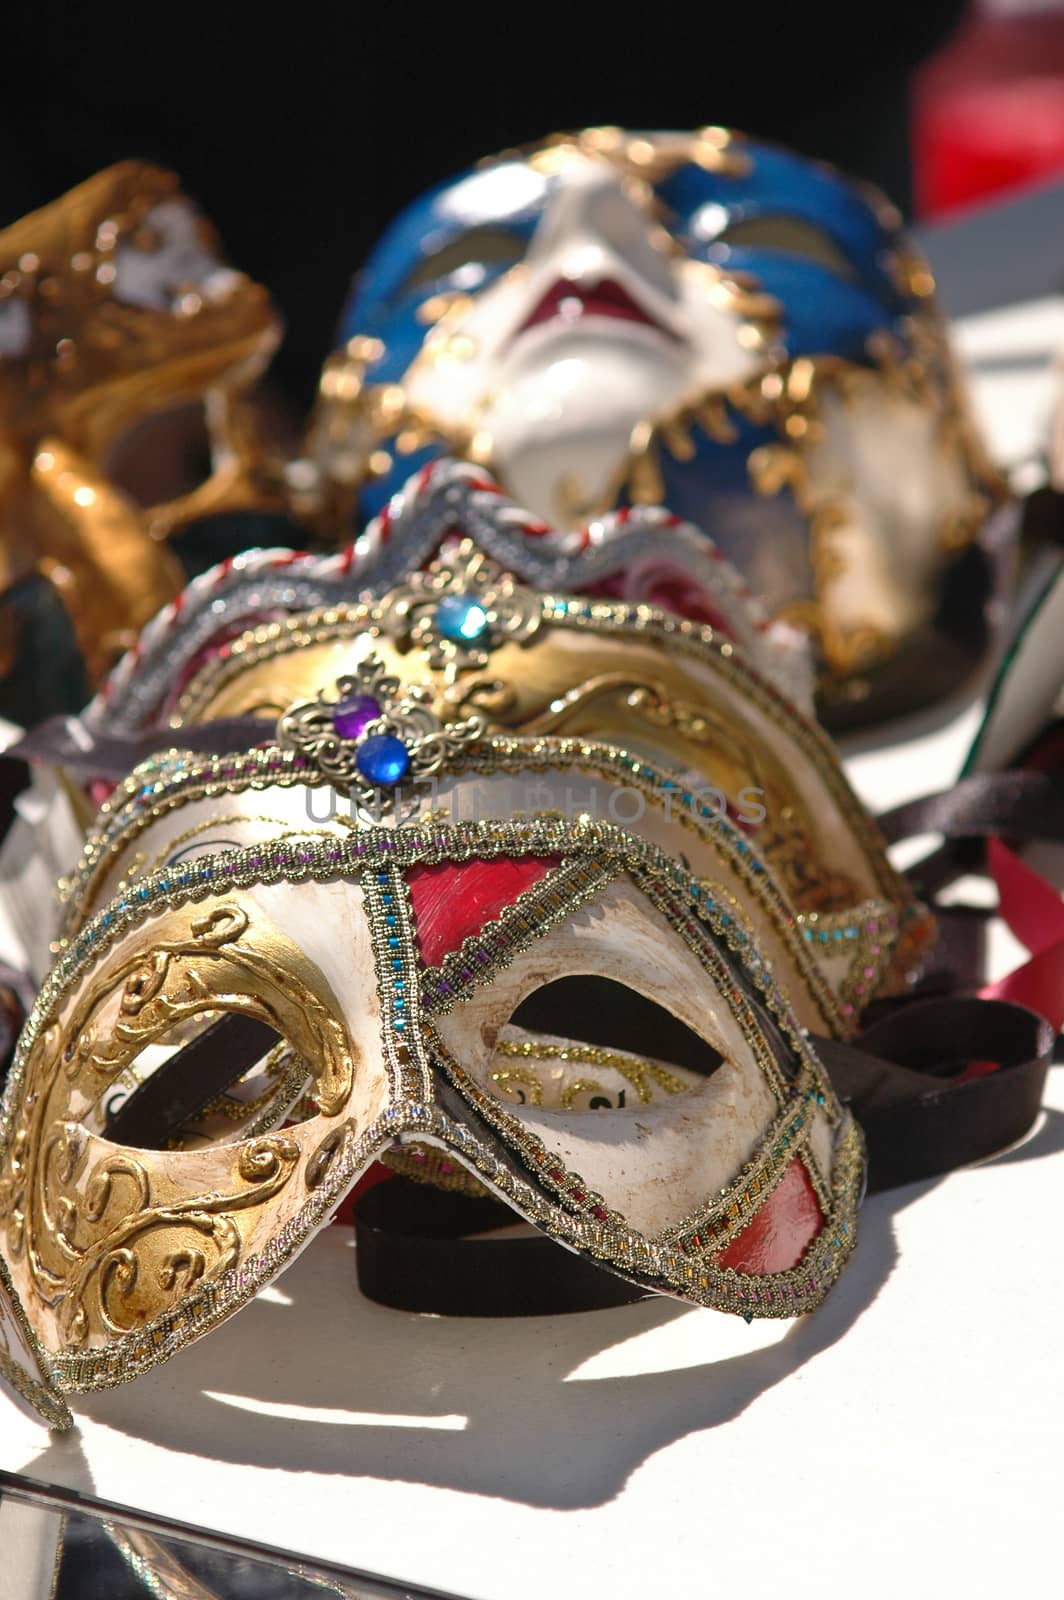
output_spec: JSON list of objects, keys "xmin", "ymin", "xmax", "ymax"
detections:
[
  {"xmin": 307, "ymin": 127, "xmax": 1006, "ymax": 724},
  {"xmin": 0, "ymin": 142, "xmax": 1051, "ymax": 1440}
]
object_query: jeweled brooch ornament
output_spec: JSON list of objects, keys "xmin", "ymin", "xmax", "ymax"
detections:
[
  {"xmin": 276, "ymin": 655, "xmax": 485, "ymax": 804},
  {"xmin": 372, "ymin": 538, "xmax": 543, "ymax": 678}
]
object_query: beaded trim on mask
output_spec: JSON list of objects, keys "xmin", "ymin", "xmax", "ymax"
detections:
[{"xmin": 58, "ymin": 738, "xmax": 920, "ymax": 1033}]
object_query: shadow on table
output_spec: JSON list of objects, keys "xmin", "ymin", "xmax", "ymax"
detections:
[
  {"xmin": 833, "ymin": 666, "xmax": 989, "ymax": 762},
  {"xmin": 25, "ymin": 1103, "xmax": 1064, "ymax": 1513}
]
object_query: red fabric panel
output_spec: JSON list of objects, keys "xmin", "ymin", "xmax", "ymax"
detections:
[
  {"xmin": 407, "ymin": 856, "xmax": 558, "ymax": 966},
  {"xmin": 714, "ymin": 1156, "xmax": 823, "ymax": 1275}
]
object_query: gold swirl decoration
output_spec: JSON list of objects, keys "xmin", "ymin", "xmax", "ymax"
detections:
[{"xmin": 0, "ymin": 898, "xmax": 353, "ymax": 1350}]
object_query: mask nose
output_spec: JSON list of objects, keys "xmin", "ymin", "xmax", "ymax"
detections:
[{"xmin": 525, "ymin": 159, "xmax": 678, "ymax": 302}]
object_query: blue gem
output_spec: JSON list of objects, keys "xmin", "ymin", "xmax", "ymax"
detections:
[
  {"xmin": 356, "ymin": 734, "xmax": 411, "ymax": 788},
  {"xmin": 435, "ymin": 594, "xmax": 490, "ymax": 643}
]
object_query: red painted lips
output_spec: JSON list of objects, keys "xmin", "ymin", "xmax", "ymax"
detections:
[{"xmin": 514, "ymin": 276, "xmax": 676, "ymax": 342}]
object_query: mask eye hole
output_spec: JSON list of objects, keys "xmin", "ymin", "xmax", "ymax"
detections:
[
  {"xmin": 98, "ymin": 1014, "xmax": 311, "ymax": 1150},
  {"xmin": 104, "ymin": 401, "xmax": 213, "ymax": 508},
  {"xmin": 713, "ymin": 215, "xmax": 857, "ymax": 279},
  {"xmin": 499, "ymin": 975, "xmax": 725, "ymax": 1111},
  {"xmin": 401, "ymin": 225, "xmax": 527, "ymax": 294}
]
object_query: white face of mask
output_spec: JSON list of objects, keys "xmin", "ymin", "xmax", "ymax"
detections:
[
  {"xmin": 402, "ymin": 152, "xmax": 764, "ymax": 526},
  {"xmin": 113, "ymin": 199, "xmax": 243, "ymax": 314}
]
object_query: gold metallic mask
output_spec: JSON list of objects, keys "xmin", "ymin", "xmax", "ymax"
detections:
[{"xmin": 0, "ymin": 162, "xmax": 282, "ymax": 682}]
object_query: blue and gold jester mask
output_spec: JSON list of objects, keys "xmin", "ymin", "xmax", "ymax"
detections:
[{"xmin": 309, "ymin": 127, "xmax": 1008, "ymax": 727}]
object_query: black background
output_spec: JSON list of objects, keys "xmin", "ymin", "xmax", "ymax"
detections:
[{"xmin": 1, "ymin": 1, "xmax": 967, "ymax": 405}]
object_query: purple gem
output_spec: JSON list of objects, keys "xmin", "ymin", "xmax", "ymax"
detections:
[{"xmin": 332, "ymin": 693, "xmax": 381, "ymax": 741}]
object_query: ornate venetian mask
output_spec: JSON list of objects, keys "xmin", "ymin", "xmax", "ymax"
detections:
[
  {"xmin": 24, "ymin": 464, "xmax": 928, "ymax": 1015},
  {"xmin": 306, "ymin": 127, "xmax": 1006, "ymax": 724},
  {"xmin": 4, "ymin": 465, "xmax": 917, "ymax": 1047},
  {"xmin": 0, "ymin": 162, "xmax": 282, "ymax": 698},
  {"xmin": 0, "ymin": 460, "xmax": 812, "ymax": 977},
  {"xmin": 0, "ymin": 735, "xmax": 867, "ymax": 1425}
]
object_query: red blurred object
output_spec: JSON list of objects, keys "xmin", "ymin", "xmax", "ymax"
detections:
[{"xmin": 915, "ymin": 10, "xmax": 1064, "ymax": 217}]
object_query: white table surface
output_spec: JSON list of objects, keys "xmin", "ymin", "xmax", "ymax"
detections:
[{"xmin": 1, "ymin": 298, "xmax": 1062, "ymax": 1600}]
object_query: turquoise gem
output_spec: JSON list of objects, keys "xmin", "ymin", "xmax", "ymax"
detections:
[
  {"xmin": 356, "ymin": 734, "xmax": 411, "ymax": 787},
  {"xmin": 435, "ymin": 594, "xmax": 490, "ymax": 643}
]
